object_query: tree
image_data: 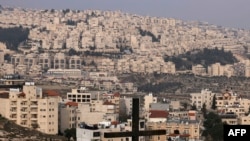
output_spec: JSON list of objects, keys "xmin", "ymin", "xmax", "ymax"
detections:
[
  {"xmin": 211, "ymin": 95, "xmax": 217, "ymax": 110},
  {"xmin": 182, "ymin": 102, "xmax": 188, "ymax": 110},
  {"xmin": 68, "ymin": 48, "xmax": 79, "ymax": 56},
  {"xmin": 4, "ymin": 54, "xmax": 11, "ymax": 62},
  {"xmin": 201, "ymin": 103, "xmax": 207, "ymax": 118},
  {"xmin": 191, "ymin": 103, "xmax": 197, "ymax": 110},
  {"xmin": 31, "ymin": 123, "xmax": 39, "ymax": 129},
  {"xmin": 64, "ymin": 128, "xmax": 76, "ymax": 141},
  {"xmin": 203, "ymin": 112, "xmax": 223, "ymax": 141}
]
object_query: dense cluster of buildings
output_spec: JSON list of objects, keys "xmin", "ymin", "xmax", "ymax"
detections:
[
  {"xmin": 1, "ymin": 7, "xmax": 250, "ymax": 78},
  {"xmin": 0, "ymin": 77, "xmax": 250, "ymax": 140},
  {"xmin": 1, "ymin": 6, "xmax": 250, "ymax": 141}
]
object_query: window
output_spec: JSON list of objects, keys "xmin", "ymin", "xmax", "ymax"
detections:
[{"xmin": 93, "ymin": 132, "xmax": 100, "ymax": 137}]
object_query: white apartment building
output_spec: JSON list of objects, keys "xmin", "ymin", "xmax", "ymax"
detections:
[
  {"xmin": 0, "ymin": 82, "xmax": 61, "ymax": 134},
  {"xmin": 190, "ymin": 89, "xmax": 215, "ymax": 110}
]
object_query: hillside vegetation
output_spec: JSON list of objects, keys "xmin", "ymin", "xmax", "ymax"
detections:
[
  {"xmin": 0, "ymin": 26, "xmax": 29, "ymax": 51},
  {"xmin": 164, "ymin": 48, "xmax": 238, "ymax": 70}
]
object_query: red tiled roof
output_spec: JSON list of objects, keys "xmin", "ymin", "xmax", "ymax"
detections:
[
  {"xmin": 111, "ymin": 121, "xmax": 118, "ymax": 125},
  {"xmin": 113, "ymin": 92, "xmax": 120, "ymax": 97},
  {"xmin": 103, "ymin": 100, "xmax": 115, "ymax": 105},
  {"xmin": 65, "ymin": 102, "xmax": 78, "ymax": 107},
  {"xmin": 149, "ymin": 110, "xmax": 168, "ymax": 118},
  {"xmin": 188, "ymin": 113, "xmax": 195, "ymax": 116},
  {"xmin": 43, "ymin": 90, "xmax": 60, "ymax": 97},
  {"xmin": 18, "ymin": 92, "xmax": 26, "ymax": 97}
]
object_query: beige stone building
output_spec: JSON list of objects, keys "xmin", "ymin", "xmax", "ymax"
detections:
[
  {"xmin": 147, "ymin": 119, "xmax": 201, "ymax": 141},
  {"xmin": 0, "ymin": 50, "xmax": 4, "ymax": 64},
  {"xmin": 53, "ymin": 52, "xmax": 67, "ymax": 69},
  {"xmin": 11, "ymin": 54, "xmax": 25, "ymax": 66},
  {"xmin": 0, "ymin": 82, "xmax": 61, "ymax": 134},
  {"xmin": 192, "ymin": 64, "xmax": 206, "ymax": 76},
  {"xmin": 38, "ymin": 53, "xmax": 51, "ymax": 70},
  {"xmin": 216, "ymin": 90, "xmax": 250, "ymax": 125},
  {"xmin": 24, "ymin": 53, "xmax": 38, "ymax": 69},
  {"xmin": 144, "ymin": 93, "xmax": 157, "ymax": 112},
  {"xmin": 69, "ymin": 55, "xmax": 81, "ymax": 69},
  {"xmin": 67, "ymin": 87, "xmax": 92, "ymax": 103},
  {"xmin": 59, "ymin": 101, "xmax": 79, "ymax": 133},
  {"xmin": 190, "ymin": 89, "xmax": 215, "ymax": 110}
]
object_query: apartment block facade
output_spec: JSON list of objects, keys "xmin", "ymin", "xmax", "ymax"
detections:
[{"xmin": 0, "ymin": 82, "xmax": 60, "ymax": 134}]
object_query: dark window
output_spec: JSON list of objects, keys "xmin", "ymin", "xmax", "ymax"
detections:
[{"xmin": 93, "ymin": 132, "xmax": 100, "ymax": 137}]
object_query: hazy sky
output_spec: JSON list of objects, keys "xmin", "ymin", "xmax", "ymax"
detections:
[{"xmin": 1, "ymin": 0, "xmax": 250, "ymax": 29}]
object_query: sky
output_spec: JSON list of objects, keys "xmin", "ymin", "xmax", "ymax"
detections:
[{"xmin": 1, "ymin": 0, "xmax": 250, "ymax": 30}]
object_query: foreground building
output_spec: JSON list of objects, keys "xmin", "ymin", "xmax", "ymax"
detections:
[{"xmin": 0, "ymin": 82, "xmax": 61, "ymax": 134}]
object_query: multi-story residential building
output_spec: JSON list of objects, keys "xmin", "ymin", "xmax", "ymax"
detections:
[
  {"xmin": 120, "ymin": 97, "xmax": 133, "ymax": 116},
  {"xmin": 190, "ymin": 89, "xmax": 215, "ymax": 110},
  {"xmin": 24, "ymin": 53, "xmax": 38, "ymax": 69},
  {"xmin": 47, "ymin": 69, "xmax": 82, "ymax": 78},
  {"xmin": 102, "ymin": 92, "xmax": 120, "ymax": 114},
  {"xmin": 216, "ymin": 90, "xmax": 250, "ymax": 113},
  {"xmin": 216, "ymin": 90, "xmax": 250, "ymax": 124},
  {"xmin": 0, "ymin": 82, "xmax": 61, "ymax": 134},
  {"xmin": 38, "ymin": 53, "xmax": 51, "ymax": 70},
  {"xmin": 207, "ymin": 63, "xmax": 234, "ymax": 77},
  {"xmin": 59, "ymin": 101, "xmax": 79, "ymax": 133},
  {"xmin": 192, "ymin": 64, "xmax": 206, "ymax": 76},
  {"xmin": 11, "ymin": 54, "xmax": 25, "ymax": 66},
  {"xmin": 69, "ymin": 55, "xmax": 81, "ymax": 69},
  {"xmin": 67, "ymin": 87, "xmax": 92, "ymax": 103},
  {"xmin": 0, "ymin": 50, "xmax": 4, "ymax": 64},
  {"xmin": 147, "ymin": 119, "xmax": 201, "ymax": 141},
  {"xmin": 53, "ymin": 52, "xmax": 67, "ymax": 69},
  {"xmin": 144, "ymin": 93, "xmax": 157, "ymax": 112}
]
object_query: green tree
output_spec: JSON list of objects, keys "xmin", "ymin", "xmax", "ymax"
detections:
[
  {"xmin": 201, "ymin": 103, "xmax": 207, "ymax": 118},
  {"xmin": 191, "ymin": 103, "xmax": 197, "ymax": 110},
  {"xmin": 64, "ymin": 128, "xmax": 76, "ymax": 141},
  {"xmin": 68, "ymin": 48, "xmax": 79, "ymax": 56},
  {"xmin": 182, "ymin": 102, "xmax": 188, "ymax": 110},
  {"xmin": 203, "ymin": 112, "xmax": 223, "ymax": 141},
  {"xmin": 211, "ymin": 95, "xmax": 217, "ymax": 110}
]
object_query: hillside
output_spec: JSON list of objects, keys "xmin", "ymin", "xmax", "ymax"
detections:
[
  {"xmin": 164, "ymin": 48, "xmax": 238, "ymax": 70},
  {"xmin": 0, "ymin": 116, "xmax": 67, "ymax": 141}
]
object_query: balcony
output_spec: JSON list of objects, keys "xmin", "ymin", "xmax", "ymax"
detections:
[
  {"xmin": 20, "ymin": 102, "xmax": 28, "ymax": 107},
  {"xmin": 31, "ymin": 114, "xmax": 38, "ymax": 120},
  {"xmin": 30, "ymin": 108, "xmax": 38, "ymax": 113},
  {"xmin": 10, "ymin": 114, "xmax": 17, "ymax": 119},
  {"xmin": 20, "ymin": 114, "xmax": 28, "ymax": 119},
  {"xmin": 21, "ymin": 108, "xmax": 28, "ymax": 113},
  {"xmin": 10, "ymin": 103, "xmax": 17, "ymax": 107},
  {"xmin": 30, "ymin": 103, "xmax": 38, "ymax": 107}
]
